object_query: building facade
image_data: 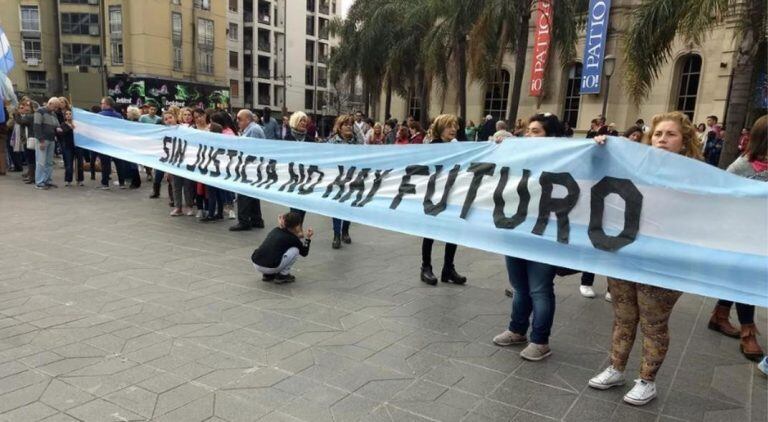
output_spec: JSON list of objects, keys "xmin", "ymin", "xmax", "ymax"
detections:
[
  {"xmin": 0, "ymin": 0, "xmax": 340, "ymax": 115},
  {"xmin": 377, "ymin": 0, "xmax": 756, "ymax": 135}
]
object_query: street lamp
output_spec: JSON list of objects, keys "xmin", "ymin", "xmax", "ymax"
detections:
[{"xmin": 601, "ymin": 55, "xmax": 616, "ymax": 121}]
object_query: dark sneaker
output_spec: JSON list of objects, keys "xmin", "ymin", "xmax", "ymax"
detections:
[
  {"xmin": 252, "ymin": 219, "xmax": 265, "ymax": 229},
  {"xmin": 229, "ymin": 223, "xmax": 252, "ymax": 232},
  {"xmin": 341, "ymin": 232, "xmax": 351, "ymax": 244},
  {"xmin": 262, "ymin": 274, "xmax": 276, "ymax": 282},
  {"xmin": 274, "ymin": 273, "xmax": 296, "ymax": 284}
]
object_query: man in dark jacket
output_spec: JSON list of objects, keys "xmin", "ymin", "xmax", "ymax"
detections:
[{"xmin": 478, "ymin": 114, "xmax": 496, "ymax": 141}]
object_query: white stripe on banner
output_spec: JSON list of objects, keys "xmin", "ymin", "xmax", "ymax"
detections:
[{"xmin": 73, "ymin": 109, "xmax": 768, "ymax": 306}]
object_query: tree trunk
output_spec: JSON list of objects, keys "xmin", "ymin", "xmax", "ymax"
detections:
[
  {"xmin": 719, "ymin": 56, "xmax": 756, "ymax": 168},
  {"xmin": 363, "ymin": 82, "xmax": 370, "ymax": 117},
  {"xmin": 456, "ymin": 37, "xmax": 468, "ymax": 120},
  {"xmin": 507, "ymin": 9, "xmax": 531, "ymax": 125},
  {"xmin": 419, "ymin": 67, "xmax": 430, "ymax": 129},
  {"xmin": 384, "ymin": 73, "xmax": 393, "ymax": 120}
]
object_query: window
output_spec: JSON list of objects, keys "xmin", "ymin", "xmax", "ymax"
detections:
[
  {"xmin": 408, "ymin": 94, "xmax": 420, "ymax": 122},
  {"xmin": 562, "ymin": 63, "xmax": 582, "ymax": 130},
  {"xmin": 307, "ymin": 0, "xmax": 315, "ymax": 12},
  {"xmin": 319, "ymin": 0, "xmax": 330, "ymax": 14},
  {"xmin": 22, "ymin": 39, "xmax": 41, "ymax": 61},
  {"xmin": 483, "ymin": 69, "xmax": 510, "ymax": 121},
  {"xmin": 675, "ymin": 54, "xmax": 702, "ymax": 121},
  {"xmin": 197, "ymin": 18, "xmax": 215, "ymax": 74},
  {"xmin": 172, "ymin": 13, "xmax": 182, "ymax": 70},
  {"xmin": 318, "ymin": 18, "xmax": 329, "ymax": 40},
  {"xmin": 61, "ymin": 0, "xmax": 99, "ymax": 3},
  {"xmin": 173, "ymin": 47, "xmax": 183, "ymax": 71},
  {"xmin": 229, "ymin": 51, "xmax": 238, "ymax": 69},
  {"xmin": 62, "ymin": 43, "xmax": 101, "ymax": 66},
  {"xmin": 111, "ymin": 41, "xmax": 123, "ymax": 65},
  {"xmin": 109, "ymin": 7, "xmax": 122, "ymax": 36},
  {"xmin": 318, "ymin": 67, "xmax": 327, "ymax": 87},
  {"xmin": 229, "ymin": 0, "xmax": 238, "ymax": 12},
  {"xmin": 306, "ymin": 16, "xmax": 315, "ymax": 36},
  {"xmin": 228, "ymin": 23, "xmax": 238, "ymax": 41},
  {"xmin": 20, "ymin": 6, "xmax": 40, "ymax": 32},
  {"xmin": 171, "ymin": 0, "xmax": 180, "ymax": 4},
  {"xmin": 305, "ymin": 89, "xmax": 314, "ymax": 110},
  {"xmin": 194, "ymin": 0, "xmax": 211, "ymax": 10},
  {"xmin": 305, "ymin": 65, "xmax": 314, "ymax": 85},
  {"xmin": 306, "ymin": 40, "xmax": 315, "ymax": 62},
  {"xmin": 230, "ymin": 79, "xmax": 239, "ymax": 97},
  {"xmin": 318, "ymin": 43, "xmax": 328, "ymax": 64},
  {"xmin": 61, "ymin": 13, "xmax": 100, "ymax": 35},
  {"xmin": 27, "ymin": 71, "xmax": 46, "ymax": 90}
]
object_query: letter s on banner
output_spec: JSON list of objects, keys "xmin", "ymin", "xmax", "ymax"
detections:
[{"xmin": 529, "ymin": 0, "xmax": 552, "ymax": 97}]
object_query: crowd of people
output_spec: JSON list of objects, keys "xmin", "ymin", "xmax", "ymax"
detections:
[{"xmin": 1, "ymin": 94, "xmax": 766, "ymax": 406}]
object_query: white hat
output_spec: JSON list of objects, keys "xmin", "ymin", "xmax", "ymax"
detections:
[{"xmin": 485, "ymin": 114, "xmax": 493, "ymax": 120}]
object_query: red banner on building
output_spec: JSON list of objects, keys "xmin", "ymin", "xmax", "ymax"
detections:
[{"xmin": 529, "ymin": 0, "xmax": 552, "ymax": 97}]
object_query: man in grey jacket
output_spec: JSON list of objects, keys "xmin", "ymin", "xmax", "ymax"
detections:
[{"xmin": 33, "ymin": 97, "xmax": 61, "ymax": 189}]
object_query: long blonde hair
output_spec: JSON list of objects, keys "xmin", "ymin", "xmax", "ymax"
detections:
[
  {"xmin": 644, "ymin": 111, "xmax": 703, "ymax": 160},
  {"xmin": 428, "ymin": 114, "xmax": 459, "ymax": 141}
]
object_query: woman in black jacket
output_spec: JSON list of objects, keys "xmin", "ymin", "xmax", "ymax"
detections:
[
  {"xmin": 419, "ymin": 114, "xmax": 467, "ymax": 286},
  {"xmin": 56, "ymin": 109, "xmax": 83, "ymax": 186}
]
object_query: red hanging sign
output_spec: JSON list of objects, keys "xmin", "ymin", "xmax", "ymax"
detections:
[{"xmin": 529, "ymin": 0, "xmax": 552, "ymax": 97}]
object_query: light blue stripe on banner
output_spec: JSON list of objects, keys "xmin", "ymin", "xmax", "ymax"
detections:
[{"xmin": 73, "ymin": 109, "xmax": 768, "ymax": 306}]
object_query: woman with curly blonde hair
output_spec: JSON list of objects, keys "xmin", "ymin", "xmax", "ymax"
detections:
[
  {"xmin": 587, "ymin": 111, "xmax": 702, "ymax": 406},
  {"xmin": 419, "ymin": 114, "xmax": 466, "ymax": 286}
]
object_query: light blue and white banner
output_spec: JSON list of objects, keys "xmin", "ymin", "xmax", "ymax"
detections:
[
  {"xmin": 581, "ymin": 0, "xmax": 612, "ymax": 94},
  {"xmin": 74, "ymin": 109, "xmax": 768, "ymax": 306}
]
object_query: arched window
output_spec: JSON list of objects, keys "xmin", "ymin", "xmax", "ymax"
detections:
[
  {"xmin": 675, "ymin": 54, "xmax": 702, "ymax": 121},
  {"xmin": 562, "ymin": 63, "xmax": 582, "ymax": 129},
  {"xmin": 484, "ymin": 69, "xmax": 510, "ymax": 121}
]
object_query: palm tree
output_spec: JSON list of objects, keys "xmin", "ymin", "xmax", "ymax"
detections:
[
  {"xmin": 468, "ymin": 0, "xmax": 587, "ymax": 124},
  {"xmin": 422, "ymin": 0, "xmax": 486, "ymax": 120},
  {"xmin": 623, "ymin": 0, "xmax": 766, "ymax": 168}
]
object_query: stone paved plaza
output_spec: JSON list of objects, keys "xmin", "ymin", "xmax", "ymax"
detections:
[{"xmin": 0, "ymin": 168, "xmax": 765, "ymax": 422}]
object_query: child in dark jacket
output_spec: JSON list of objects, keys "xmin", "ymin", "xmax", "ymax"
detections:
[{"xmin": 251, "ymin": 212, "xmax": 313, "ymax": 284}]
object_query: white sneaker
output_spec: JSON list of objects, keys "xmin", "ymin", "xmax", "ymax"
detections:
[
  {"xmin": 580, "ymin": 285, "xmax": 596, "ymax": 298},
  {"xmin": 185, "ymin": 209, "xmax": 195, "ymax": 216},
  {"xmin": 195, "ymin": 210, "xmax": 203, "ymax": 218},
  {"xmin": 228, "ymin": 209, "xmax": 236, "ymax": 219},
  {"xmin": 605, "ymin": 291, "xmax": 612, "ymax": 302},
  {"xmin": 492, "ymin": 330, "xmax": 527, "ymax": 346},
  {"xmin": 623, "ymin": 379, "xmax": 657, "ymax": 406},
  {"xmin": 758, "ymin": 356, "xmax": 768, "ymax": 376},
  {"xmin": 588, "ymin": 366, "xmax": 625, "ymax": 390}
]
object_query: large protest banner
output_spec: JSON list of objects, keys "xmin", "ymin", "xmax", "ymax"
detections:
[{"xmin": 74, "ymin": 109, "xmax": 768, "ymax": 306}]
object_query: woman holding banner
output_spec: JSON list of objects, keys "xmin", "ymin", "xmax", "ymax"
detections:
[
  {"xmin": 707, "ymin": 115, "xmax": 767, "ymax": 362},
  {"xmin": 492, "ymin": 113, "xmax": 563, "ymax": 362},
  {"xmin": 587, "ymin": 111, "xmax": 703, "ymax": 406},
  {"xmin": 328, "ymin": 114, "xmax": 358, "ymax": 249},
  {"xmin": 419, "ymin": 114, "xmax": 467, "ymax": 286}
]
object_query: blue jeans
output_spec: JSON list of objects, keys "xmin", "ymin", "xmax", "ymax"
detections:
[
  {"xmin": 332, "ymin": 218, "xmax": 350, "ymax": 235},
  {"xmin": 34, "ymin": 140, "xmax": 55, "ymax": 186},
  {"xmin": 505, "ymin": 256, "xmax": 556, "ymax": 344}
]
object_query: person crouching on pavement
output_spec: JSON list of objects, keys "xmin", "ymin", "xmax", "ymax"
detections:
[{"xmin": 251, "ymin": 212, "xmax": 313, "ymax": 284}]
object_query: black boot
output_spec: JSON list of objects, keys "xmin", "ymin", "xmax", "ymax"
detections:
[
  {"xmin": 441, "ymin": 266, "xmax": 467, "ymax": 285},
  {"xmin": 332, "ymin": 234, "xmax": 341, "ymax": 249},
  {"xmin": 420, "ymin": 265, "xmax": 437, "ymax": 285},
  {"xmin": 341, "ymin": 230, "xmax": 351, "ymax": 244}
]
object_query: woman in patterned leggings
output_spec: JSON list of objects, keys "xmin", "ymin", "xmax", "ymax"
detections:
[{"xmin": 587, "ymin": 112, "xmax": 703, "ymax": 406}]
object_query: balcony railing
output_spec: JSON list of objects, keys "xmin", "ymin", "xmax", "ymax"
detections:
[
  {"xmin": 258, "ymin": 95, "xmax": 270, "ymax": 105},
  {"xmin": 258, "ymin": 68, "xmax": 270, "ymax": 79},
  {"xmin": 258, "ymin": 41, "xmax": 270, "ymax": 52}
]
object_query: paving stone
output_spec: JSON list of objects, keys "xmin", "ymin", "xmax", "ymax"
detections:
[{"xmin": 0, "ymin": 174, "xmax": 764, "ymax": 422}]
